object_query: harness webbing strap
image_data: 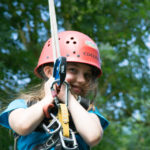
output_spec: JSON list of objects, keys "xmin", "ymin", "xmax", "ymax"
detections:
[
  {"xmin": 58, "ymin": 104, "xmax": 70, "ymax": 137},
  {"xmin": 14, "ymin": 133, "xmax": 19, "ymax": 150}
]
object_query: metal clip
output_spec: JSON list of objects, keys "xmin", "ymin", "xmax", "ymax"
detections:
[
  {"xmin": 42, "ymin": 113, "xmax": 61, "ymax": 134},
  {"xmin": 63, "ymin": 81, "xmax": 70, "ymax": 107},
  {"xmin": 45, "ymin": 132, "xmax": 60, "ymax": 149},
  {"xmin": 59, "ymin": 129, "xmax": 78, "ymax": 150},
  {"xmin": 51, "ymin": 80, "xmax": 70, "ymax": 107},
  {"xmin": 53, "ymin": 56, "xmax": 67, "ymax": 86}
]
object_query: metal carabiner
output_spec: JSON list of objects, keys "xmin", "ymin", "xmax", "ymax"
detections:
[
  {"xmin": 50, "ymin": 79, "xmax": 60, "ymax": 107},
  {"xmin": 42, "ymin": 113, "xmax": 61, "ymax": 135},
  {"xmin": 32, "ymin": 132, "xmax": 60, "ymax": 150},
  {"xmin": 51, "ymin": 80, "xmax": 70, "ymax": 107},
  {"xmin": 45, "ymin": 132, "xmax": 60, "ymax": 149},
  {"xmin": 62, "ymin": 81, "xmax": 70, "ymax": 107},
  {"xmin": 59, "ymin": 129, "xmax": 78, "ymax": 150}
]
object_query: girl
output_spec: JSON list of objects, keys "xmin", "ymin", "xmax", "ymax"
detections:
[{"xmin": 0, "ymin": 31, "xmax": 109, "ymax": 150}]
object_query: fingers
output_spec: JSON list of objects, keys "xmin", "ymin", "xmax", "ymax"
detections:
[
  {"xmin": 44, "ymin": 78, "xmax": 75, "ymax": 104},
  {"xmin": 44, "ymin": 76, "xmax": 55, "ymax": 98},
  {"xmin": 57, "ymin": 83, "xmax": 73, "ymax": 103}
]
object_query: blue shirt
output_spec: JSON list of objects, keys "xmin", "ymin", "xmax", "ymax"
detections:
[{"xmin": 0, "ymin": 99, "xmax": 109, "ymax": 150}]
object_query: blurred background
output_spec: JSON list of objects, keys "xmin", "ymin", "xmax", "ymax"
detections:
[{"xmin": 0, "ymin": 0, "xmax": 150, "ymax": 149}]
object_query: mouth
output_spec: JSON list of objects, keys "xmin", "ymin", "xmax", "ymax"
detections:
[{"xmin": 70, "ymin": 85, "xmax": 82, "ymax": 95}]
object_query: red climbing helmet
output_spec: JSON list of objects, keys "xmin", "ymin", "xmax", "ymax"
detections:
[{"xmin": 34, "ymin": 31, "xmax": 102, "ymax": 78}]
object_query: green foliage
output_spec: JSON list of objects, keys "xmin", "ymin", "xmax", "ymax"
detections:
[
  {"xmin": 0, "ymin": 126, "xmax": 13, "ymax": 150},
  {"xmin": 0, "ymin": 0, "xmax": 150, "ymax": 149}
]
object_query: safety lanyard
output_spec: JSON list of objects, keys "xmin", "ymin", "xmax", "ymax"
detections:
[
  {"xmin": 48, "ymin": 0, "xmax": 69, "ymax": 135},
  {"xmin": 42, "ymin": 0, "xmax": 78, "ymax": 149}
]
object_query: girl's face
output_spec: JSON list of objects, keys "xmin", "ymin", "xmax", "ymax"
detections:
[
  {"xmin": 66, "ymin": 63, "xmax": 93, "ymax": 96},
  {"xmin": 44, "ymin": 63, "xmax": 93, "ymax": 97}
]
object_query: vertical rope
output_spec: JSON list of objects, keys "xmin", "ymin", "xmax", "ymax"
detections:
[{"xmin": 48, "ymin": 0, "xmax": 61, "ymax": 61}]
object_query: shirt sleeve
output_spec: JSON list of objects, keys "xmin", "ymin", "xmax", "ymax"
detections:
[
  {"xmin": 0, "ymin": 99, "xmax": 27, "ymax": 129},
  {"xmin": 88, "ymin": 107, "xmax": 109, "ymax": 130}
]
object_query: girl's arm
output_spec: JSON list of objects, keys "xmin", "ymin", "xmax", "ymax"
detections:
[
  {"xmin": 8, "ymin": 96, "xmax": 53, "ymax": 135},
  {"xmin": 68, "ymin": 94, "xmax": 103, "ymax": 146},
  {"xmin": 9, "ymin": 77, "xmax": 54, "ymax": 135}
]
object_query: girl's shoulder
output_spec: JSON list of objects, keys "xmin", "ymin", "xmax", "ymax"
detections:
[
  {"xmin": 88, "ymin": 106, "xmax": 109, "ymax": 130},
  {"xmin": 0, "ymin": 99, "xmax": 27, "ymax": 129},
  {"xmin": 6, "ymin": 99, "xmax": 27, "ymax": 111}
]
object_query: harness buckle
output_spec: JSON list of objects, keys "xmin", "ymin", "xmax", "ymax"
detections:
[
  {"xmin": 59, "ymin": 129, "xmax": 78, "ymax": 150},
  {"xmin": 42, "ymin": 113, "xmax": 61, "ymax": 134}
]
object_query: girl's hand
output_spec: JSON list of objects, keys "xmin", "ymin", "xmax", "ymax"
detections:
[
  {"xmin": 56, "ymin": 83, "xmax": 68, "ymax": 103},
  {"xmin": 43, "ymin": 77, "xmax": 55, "ymax": 104},
  {"xmin": 57, "ymin": 83, "xmax": 77, "ymax": 104}
]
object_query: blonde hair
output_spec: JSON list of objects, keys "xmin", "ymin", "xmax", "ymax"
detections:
[
  {"xmin": 17, "ymin": 82, "xmax": 45, "ymax": 103},
  {"xmin": 17, "ymin": 80, "xmax": 98, "ymax": 104},
  {"xmin": 17, "ymin": 63, "xmax": 99, "ymax": 103}
]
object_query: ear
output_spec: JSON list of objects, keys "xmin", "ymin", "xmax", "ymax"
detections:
[{"xmin": 43, "ymin": 66, "xmax": 53, "ymax": 78}]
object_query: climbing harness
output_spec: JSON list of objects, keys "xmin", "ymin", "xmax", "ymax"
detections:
[{"xmin": 13, "ymin": 96, "xmax": 93, "ymax": 150}]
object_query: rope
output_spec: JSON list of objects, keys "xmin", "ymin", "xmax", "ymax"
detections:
[{"xmin": 48, "ymin": 0, "xmax": 61, "ymax": 61}]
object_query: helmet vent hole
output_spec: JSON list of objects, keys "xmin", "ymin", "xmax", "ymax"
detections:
[
  {"xmin": 73, "ymin": 41, "xmax": 77, "ymax": 44},
  {"xmin": 66, "ymin": 41, "xmax": 70, "ymax": 44},
  {"xmin": 58, "ymin": 37, "xmax": 61, "ymax": 40},
  {"xmin": 66, "ymin": 54, "xmax": 69, "ymax": 57},
  {"xmin": 70, "ymin": 37, "xmax": 74, "ymax": 40},
  {"xmin": 73, "ymin": 51, "xmax": 76, "ymax": 54},
  {"xmin": 77, "ymin": 55, "xmax": 80, "ymax": 57}
]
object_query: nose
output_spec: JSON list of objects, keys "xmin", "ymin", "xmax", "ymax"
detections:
[{"xmin": 76, "ymin": 72, "xmax": 86, "ymax": 84}]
